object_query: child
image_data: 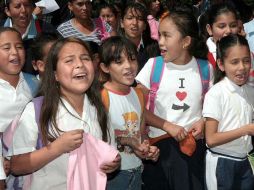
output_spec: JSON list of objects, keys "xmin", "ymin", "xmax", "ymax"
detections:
[
  {"xmin": 136, "ymin": 7, "xmax": 213, "ymax": 190},
  {"xmin": 99, "ymin": 36, "xmax": 159, "ymax": 190},
  {"xmin": 203, "ymin": 34, "xmax": 254, "ymax": 190},
  {"xmin": 10, "ymin": 37, "xmax": 120, "ymax": 190},
  {"xmin": 31, "ymin": 32, "xmax": 58, "ymax": 79},
  {"xmin": 0, "ymin": 27, "xmax": 39, "ymax": 189},
  {"xmin": 206, "ymin": 3, "xmax": 239, "ymax": 68}
]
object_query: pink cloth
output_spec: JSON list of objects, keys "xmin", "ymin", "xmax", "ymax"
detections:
[
  {"xmin": 147, "ymin": 15, "xmax": 159, "ymax": 41},
  {"xmin": 67, "ymin": 133, "xmax": 118, "ymax": 190}
]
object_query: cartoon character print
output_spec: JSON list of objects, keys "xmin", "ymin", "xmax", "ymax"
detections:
[{"xmin": 115, "ymin": 111, "xmax": 141, "ymax": 154}]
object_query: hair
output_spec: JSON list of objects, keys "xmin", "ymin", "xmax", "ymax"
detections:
[
  {"xmin": 207, "ymin": 3, "xmax": 238, "ymax": 26},
  {"xmin": 99, "ymin": 36, "xmax": 137, "ymax": 81},
  {"xmin": 0, "ymin": 26, "xmax": 22, "ymax": 39},
  {"xmin": 31, "ymin": 32, "xmax": 58, "ymax": 61},
  {"xmin": 214, "ymin": 34, "xmax": 250, "ymax": 84},
  {"xmin": 144, "ymin": 0, "xmax": 163, "ymax": 18},
  {"xmin": 4, "ymin": 0, "xmax": 34, "ymax": 8},
  {"xmin": 98, "ymin": 2, "xmax": 118, "ymax": 18},
  {"xmin": 39, "ymin": 37, "xmax": 109, "ymax": 144},
  {"xmin": 160, "ymin": 6, "xmax": 208, "ymax": 59}
]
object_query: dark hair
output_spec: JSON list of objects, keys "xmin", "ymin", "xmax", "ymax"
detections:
[
  {"xmin": 40, "ymin": 37, "xmax": 109, "ymax": 144},
  {"xmin": 144, "ymin": 0, "xmax": 163, "ymax": 18},
  {"xmin": 214, "ymin": 34, "xmax": 250, "ymax": 84},
  {"xmin": 207, "ymin": 3, "xmax": 237, "ymax": 26},
  {"xmin": 0, "ymin": 26, "xmax": 22, "ymax": 41},
  {"xmin": 161, "ymin": 6, "xmax": 208, "ymax": 58},
  {"xmin": 98, "ymin": 2, "xmax": 118, "ymax": 18},
  {"xmin": 99, "ymin": 36, "xmax": 137, "ymax": 81},
  {"xmin": 31, "ymin": 32, "xmax": 58, "ymax": 61}
]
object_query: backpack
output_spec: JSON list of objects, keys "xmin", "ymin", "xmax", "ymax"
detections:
[
  {"xmin": 146, "ymin": 56, "xmax": 210, "ymax": 113},
  {"xmin": 101, "ymin": 87, "xmax": 145, "ymax": 114}
]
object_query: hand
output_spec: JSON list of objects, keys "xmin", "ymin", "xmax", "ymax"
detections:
[
  {"xmin": 100, "ymin": 154, "xmax": 121, "ymax": 173},
  {"xmin": 243, "ymin": 124, "xmax": 254, "ymax": 136},
  {"xmin": 146, "ymin": 145, "xmax": 160, "ymax": 162},
  {"xmin": 189, "ymin": 119, "xmax": 205, "ymax": 140},
  {"xmin": 131, "ymin": 139, "xmax": 150, "ymax": 159},
  {"xmin": 3, "ymin": 158, "xmax": 10, "ymax": 176},
  {"xmin": 53, "ymin": 129, "xmax": 84, "ymax": 154},
  {"xmin": 163, "ymin": 122, "xmax": 187, "ymax": 141}
]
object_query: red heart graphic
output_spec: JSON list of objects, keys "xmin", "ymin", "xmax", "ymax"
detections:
[{"xmin": 176, "ymin": 91, "xmax": 187, "ymax": 101}]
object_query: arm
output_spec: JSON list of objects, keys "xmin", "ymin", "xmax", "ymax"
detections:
[
  {"xmin": 11, "ymin": 129, "xmax": 83, "ymax": 175},
  {"xmin": 205, "ymin": 117, "xmax": 254, "ymax": 148}
]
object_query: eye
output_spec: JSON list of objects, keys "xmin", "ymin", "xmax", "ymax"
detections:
[
  {"xmin": 16, "ymin": 45, "xmax": 24, "ymax": 49},
  {"xmin": 80, "ymin": 55, "xmax": 91, "ymax": 61}
]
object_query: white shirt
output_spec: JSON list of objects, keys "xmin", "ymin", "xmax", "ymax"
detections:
[
  {"xmin": 136, "ymin": 57, "xmax": 213, "ymax": 138},
  {"xmin": 244, "ymin": 18, "xmax": 254, "ymax": 53},
  {"xmin": 12, "ymin": 95, "xmax": 106, "ymax": 190},
  {"xmin": 203, "ymin": 77, "xmax": 254, "ymax": 158},
  {"xmin": 206, "ymin": 37, "xmax": 216, "ymax": 60},
  {"xmin": 107, "ymin": 88, "xmax": 142, "ymax": 170}
]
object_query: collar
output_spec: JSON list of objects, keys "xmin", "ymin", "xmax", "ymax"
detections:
[
  {"xmin": 224, "ymin": 77, "xmax": 246, "ymax": 93},
  {"xmin": 0, "ymin": 72, "xmax": 24, "ymax": 85},
  {"xmin": 206, "ymin": 37, "xmax": 216, "ymax": 54},
  {"xmin": 137, "ymin": 36, "xmax": 144, "ymax": 52}
]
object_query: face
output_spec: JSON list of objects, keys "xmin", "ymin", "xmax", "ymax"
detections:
[
  {"xmin": 121, "ymin": 8, "xmax": 146, "ymax": 41},
  {"xmin": 5, "ymin": 0, "xmax": 33, "ymax": 29},
  {"xmin": 55, "ymin": 42, "xmax": 94, "ymax": 97},
  {"xmin": 68, "ymin": 0, "xmax": 92, "ymax": 20},
  {"xmin": 207, "ymin": 12, "xmax": 238, "ymax": 43},
  {"xmin": 218, "ymin": 45, "xmax": 251, "ymax": 86},
  {"xmin": 100, "ymin": 7, "xmax": 117, "ymax": 30},
  {"xmin": 158, "ymin": 18, "xmax": 189, "ymax": 64},
  {"xmin": 0, "ymin": 31, "xmax": 25, "ymax": 80},
  {"xmin": 150, "ymin": 0, "xmax": 160, "ymax": 13},
  {"xmin": 101, "ymin": 50, "xmax": 138, "ymax": 91}
]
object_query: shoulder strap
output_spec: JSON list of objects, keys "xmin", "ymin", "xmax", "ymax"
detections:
[
  {"xmin": 207, "ymin": 52, "xmax": 216, "ymax": 69},
  {"xmin": 147, "ymin": 56, "xmax": 165, "ymax": 112},
  {"xmin": 32, "ymin": 96, "xmax": 44, "ymax": 149},
  {"xmin": 197, "ymin": 59, "xmax": 210, "ymax": 98},
  {"xmin": 134, "ymin": 88, "xmax": 144, "ymax": 114},
  {"xmin": 101, "ymin": 88, "xmax": 110, "ymax": 112},
  {"xmin": 23, "ymin": 72, "xmax": 40, "ymax": 97}
]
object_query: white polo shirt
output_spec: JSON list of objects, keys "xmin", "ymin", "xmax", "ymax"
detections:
[
  {"xmin": 12, "ymin": 95, "xmax": 108, "ymax": 190},
  {"xmin": 206, "ymin": 37, "xmax": 216, "ymax": 61},
  {"xmin": 136, "ymin": 57, "xmax": 213, "ymax": 138},
  {"xmin": 203, "ymin": 77, "xmax": 254, "ymax": 158}
]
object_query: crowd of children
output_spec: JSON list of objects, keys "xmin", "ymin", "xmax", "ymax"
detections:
[{"xmin": 0, "ymin": 0, "xmax": 254, "ymax": 190}]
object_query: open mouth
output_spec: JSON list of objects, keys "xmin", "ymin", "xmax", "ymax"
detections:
[
  {"xmin": 10, "ymin": 58, "xmax": 20, "ymax": 65},
  {"xmin": 74, "ymin": 73, "xmax": 87, "ymax": 80}
]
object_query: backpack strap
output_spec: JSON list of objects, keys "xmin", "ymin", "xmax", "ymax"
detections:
[
  {"xmin": 196, "ymin": 59, "xmax": 210, "ymax": 99},
  {"xmin": 23, "ymin": 72, "xmax": 40, "ymax": 97},
  {"xmin": 147, "ymin": 56, "xmax": 165, "ymax": 112},
  {"xmin": 32, "ymin": 96, "xmax": 44, "ymax": 149},
  {"xmin": 101, "ymin": 88, "xmax": 110, "ymax": 112},
  {"xmin": 207, "ymin": 52, "xmax": 216, "ymax": 69},
  {"xmin": 134, "ymin": 87, "xmax": 144, "ymax": 114}
]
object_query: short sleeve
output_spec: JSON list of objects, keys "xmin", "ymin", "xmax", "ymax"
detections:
[
  {"xmin": 12, "ymin": 102, "xmax": 39, "ymax": 155},
  {"xmin": 202, "ymin": 86, "xmax": 222, "ymax": 122},
  {"xmin": 135, "ymin": 58, "xmax": 154, "ymax": 89},
  {"xmin": 0, "ymin": 144, "xmax": 6, "ymax": 180}
]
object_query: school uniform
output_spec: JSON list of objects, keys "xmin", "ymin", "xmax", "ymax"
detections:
[
  {"xmin": 203, "ymin": 77, "xmax": 254, "ymax": 190},
  {"xmin": 136, "ymin": 57, "xmax": 213, "ymax": 190},
  {"xmin": 12, "ymin": 95, "xmax": 106, "ymax": 190}
]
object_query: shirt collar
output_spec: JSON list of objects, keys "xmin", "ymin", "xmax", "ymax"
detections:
[
  {"xmin": 206, "ymin": 37, "xmax": 216, "ymax": 54},
  {"xmin": 137, "ymin": 36, "xmax": 144, "ymax": 52},
  {"xmin": 224, "ymin": 77, "xmax": 246, "ymax": 93}
]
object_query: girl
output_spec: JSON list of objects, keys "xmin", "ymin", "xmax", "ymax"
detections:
[
  {"xmin": 118, "ymin": 2, "xmax": 160, "ymax": 72},
  {"xmin": 136, "ymin": 7, "xmax": 213, "ymax": 190},
  {"xmin": 98, "ymin": 2, "xmax": 119, "ymax": 37},
  {"xmin": 10, "ymin": 37, "xmax": 120, "ymax": 190},
  {"xmin": 99, "ymin": 36, "xmax": 159, "ymax": 190},
  {"xmin": 205, "ymin": 3, "xmax": 239, "ymax": 68},
  {"xmin": 203, "ymin": 34, "xmax": 254, "ymax": 190},
  {"xmin": 0, "ymin": 27, "xmax": 39, "ymax": 189}
]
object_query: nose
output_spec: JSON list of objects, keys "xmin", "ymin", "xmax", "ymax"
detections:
[
  {"xmin": 131, "ymin": 17, "xmax": 138, "ymax": 25},
  {"xmin": 20, "ymin": 5, "xmax": 26, "ymax": 13},
  {"xmin": 10, "ymin": 46, "xmax": 18, "ymax": 55},
  {"xmin": 158, "ymin": 35, "xmax": 164, "ymax": 46},
  {"xmin": 225, "ymin": 26, "xmax": 232, "ymax": 35},
  {"xmin": 76, "ymin": 58, "xmax": 84, "ymax": 68}
]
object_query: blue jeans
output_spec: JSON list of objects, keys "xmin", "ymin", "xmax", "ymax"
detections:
[{"xmin": 107, "ymin": 166, "xmax": 142, "ymax": 190}]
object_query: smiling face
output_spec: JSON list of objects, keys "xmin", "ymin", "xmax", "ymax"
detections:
[
  {"xmin": 0, "ymin": 30, "xmax": 25, "ymax": 81},
  {"xmin": 218, "ymin": 45, "xmax": 251, "ymax": 86},
  {"xmin": 55, "ymin": 42, "xmax": 94, "ymax": 97},
  {"xmin": 206, "ymin": 12, "xmax": 238, "ymax": 43},
  {"xmin": 5, "ymin": 0, "xmax": 33, "ymax": 30}
]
